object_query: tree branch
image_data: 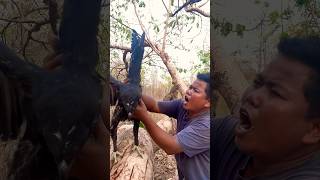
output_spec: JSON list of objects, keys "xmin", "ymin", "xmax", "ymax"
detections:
[
  {"xmin": 22, "ymin": 20, "xmax": 50, "ymax": 58},
  {"xmin": 162, "ymin": 13, "xmax": 170, "ymax": 51},
  {"xmin": 110, "ymin": 45, "xmax": 131, "ymax": 51},
  {"xmin": 198, "ymin": 0, "xmax": 209, "ymax": 8},
  {"xmin": 0, "ymin": 18, "xmax": 40, "ymax": 24},
  {"xmin": 185, "ymin": 7, "xmax": 209, "ymax": 18}
]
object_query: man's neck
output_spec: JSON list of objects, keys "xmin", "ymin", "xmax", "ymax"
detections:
[{"xmin": 188, "ymin": 108, "xmax": 210, "ymax": 119}]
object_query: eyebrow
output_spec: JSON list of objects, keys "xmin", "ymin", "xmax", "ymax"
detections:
[
  {"xmin": 256, "ymin": 73, "xmax": 290, "ymax": 93},
  {"xmin": 190, "ymin": 84, "xmax": 201, "ymax": 91}
]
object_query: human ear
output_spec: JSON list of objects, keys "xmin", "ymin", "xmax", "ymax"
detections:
[{"xmin": 302, "ymin": 122, "xmax": 320, "ymax": 144}]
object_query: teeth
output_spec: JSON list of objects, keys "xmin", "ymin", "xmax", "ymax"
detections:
[{"xmin": 240, "ymin": 123, "xmax": 251, "ymax": 130}]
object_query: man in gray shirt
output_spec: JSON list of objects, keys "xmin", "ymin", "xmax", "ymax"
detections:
[
  {"xmin": 213, "ymin": 37, "xmax": 320, "ymax": 179},
  {"xmin": 133, "ymin": 73, "xmax": 210, "ymax": 180}
]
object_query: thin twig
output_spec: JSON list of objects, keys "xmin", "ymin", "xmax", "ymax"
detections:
[
  {"xmin": 185, "ymin": 7, "xmax": 209, "ymax": 17},
  {"xmin": 161, "ymin": 0, "xmax": 170, "ymax": 14}
]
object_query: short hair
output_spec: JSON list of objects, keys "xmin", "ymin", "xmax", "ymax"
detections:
[
  {"xmin": 278, "ymin": 36, "xmax": 320, "ymax": 118},
  {"xmin": 197, "ymin": 73, "xmax": 210, "ymax": 99}
]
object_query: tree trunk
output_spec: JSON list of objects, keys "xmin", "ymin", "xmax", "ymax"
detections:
[
  {"xmin": 159, "ymin": 52, "xmax": 188, "ymax": 97},
  {"xmin": 213, "ymin": 46, "xmax": 249, "ymax": 113},
  {"xmin": 110, "ymin": 117, "xmax": 176, "ymax": 180}
]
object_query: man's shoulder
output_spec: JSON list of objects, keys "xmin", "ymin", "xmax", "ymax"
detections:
[
  {"xmin": 283, "ymin": 152, "xmax": 320, "ymax": 179},
  {"xmin": 213, "ymin": 115, "xmax": 238, "ymax": 131}
]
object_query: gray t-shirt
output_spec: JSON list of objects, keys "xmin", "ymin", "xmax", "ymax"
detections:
[
  {"xmin": 212, "ymin": 116, "xmax": 320, "ymax": 180},
  {"xmin": 158, "ymin": 99, "xmax": 210, "ymax": 180}
]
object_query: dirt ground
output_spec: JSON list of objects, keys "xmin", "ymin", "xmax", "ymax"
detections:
[{"xmin": 153, "ymin": 149, "xmax": 178, "ymax": 180}]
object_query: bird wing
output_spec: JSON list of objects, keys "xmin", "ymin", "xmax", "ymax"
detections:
[{"xmin": 127, "ymin": 31, "xmax": 145, "ymax": 85}]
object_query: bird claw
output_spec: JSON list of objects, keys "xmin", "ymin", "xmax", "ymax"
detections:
[
  {"xmin": 111, "ymin": 151, "xmax": 122, "ymax": 163},
  {"xmin": 132, "ymin": 145, "xmax": 144, "ymax": 158}
]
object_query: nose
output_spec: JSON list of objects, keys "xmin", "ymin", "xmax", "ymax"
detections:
[
  {"xmin": 186, "ymin": 88, "xmax": 192, "ymax": 96},
  {"xmin": 243, "ymin": 87, "xmax": 264, "ymax": 108}
]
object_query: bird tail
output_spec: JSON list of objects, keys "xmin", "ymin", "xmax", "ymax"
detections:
[
  {"xmin": 128, "ymin": 30, "xmax": 145, "ymax": 85},
  {"xmin": 58, "ymin": 0, "xmax": 102, "ymax": 71}
]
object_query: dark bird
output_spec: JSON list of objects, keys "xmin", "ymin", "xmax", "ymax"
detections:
[
  {"xmin": 0, "ymin": 0, "xmax": 102, "ymax": 179},
  {"xmin": 171, "ymin": 0, "xmax": 202, "ymax": 17},
  {"xmin": 110, "ymin": 30, "xmax": 145, "ymax": 161}
]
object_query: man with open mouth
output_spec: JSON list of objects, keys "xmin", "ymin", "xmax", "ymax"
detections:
[
  {"xmin": 212, "ymin": 37, "xmax": 320, "ymax": 180},
  {"xmin": 132, "ymin": 73, "xmax": 211, "ymax": 180}
]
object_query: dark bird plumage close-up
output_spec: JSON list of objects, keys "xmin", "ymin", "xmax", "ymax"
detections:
[
  {"xmin": 0, "ymin": 0, "xmax": 102, "ymax": 179},
  {"xmin": 110, "ymin": 30, "xmax": 145, "ymax": 161}
]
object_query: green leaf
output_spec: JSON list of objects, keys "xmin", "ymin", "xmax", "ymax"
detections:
[
  {"xmin": 139, "ymin": 122, "xmax": 145, "ymax": 128},
  {"xmin": 155, "ymin": 25, "xmax": 160, "ymax": 33},
  {"xmin": 139, "ymin": 1, "xmax": 146, "ymax": 7},
  {"xmin": 269, "ymin": 11, "xmax": 280, "ymax": 24},
  {"xmin": 235, "ymin": 24, "xmax": 246, "ymax": 37},
  {"xmin": 280, "ymin": 32, "xmax": 289, "ymax": 39},
  {"xmin": 221, "ymin": 22, "xmax": 233, "ymax": 36}
]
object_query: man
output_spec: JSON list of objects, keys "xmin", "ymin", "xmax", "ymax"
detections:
[
  {"xmin": 212, "ymin": 37, "xmax": 320, "ymax": 180},
  {"xmin": 133, "ymin": 73, "xmax": 211, "ymax": 180}
]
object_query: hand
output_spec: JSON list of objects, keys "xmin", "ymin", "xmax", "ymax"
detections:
[
  {"xmin": 132, "ymin": 99, "xmax": 148, "ymax": 121},
  {"xmin": 69, "ymin": 117, "xmax": 107, "ymax": 179},
  {"xmin": 123, "ymin": 78, "xmax": 129, "ymax": 84}
]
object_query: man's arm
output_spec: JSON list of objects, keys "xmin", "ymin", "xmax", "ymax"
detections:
[
  {"xmin": 142, "ymin": 94, "xmax": 160, "ymax": 113},
  {"xmin": 133, "ymin": 100, "xmax": 183, "ymax": 155}
]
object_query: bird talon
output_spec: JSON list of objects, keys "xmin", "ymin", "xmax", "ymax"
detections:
[
  {"xmin": 132, "ymin": 145, "xmax": 144, "ymax": 158},
  {"xmin": 111, "ymin": 151, "xmax": 122, "ymax": 163}
]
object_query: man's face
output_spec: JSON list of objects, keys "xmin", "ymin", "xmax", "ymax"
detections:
[
  {"xmin": 235, "ymin": 57, "xmax": 317, "ymax": 162},
  {"xmin": 183, "ymin": 79, "xmax": 210, "ymax": 114}
]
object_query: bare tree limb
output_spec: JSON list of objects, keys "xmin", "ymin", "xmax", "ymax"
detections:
[
  {"xmin": 131, "ymin": 0, "xmax": 187, "ymax": 96},
  {"xmin": 161, "ymin": 0, "xmax": 170, "ymax": 14},
  {"xmin": 22, "ymin": 20, "xmax": 50, "ymax": 58},
  {"xmin": 0, "ymin": 18, "xmax": 41, "ymax": 24},
  {"xmin": 43, "ymin": 0, "xmax": 59, "ymax": 35},
  {"xmin": 10, "ymin": 0, "xmax": 22, "ymax": 17},
  {"xmin": 122, "ymin": 50, "xmax": 130, "ymax": 72},
  {"xmin": 198, "ymin": 0, "xmax": 209, "ymax": 8},
  {"xmin": 162, "ymin": 14, "xmax": 170, "ymax": 51},
  {"xmin": 185, "ymin": 7, "xmax": 209, "ymax": 17},
  {"xmin": 110, "ymin": 45, "xmax": 131, "ymax": 51}
]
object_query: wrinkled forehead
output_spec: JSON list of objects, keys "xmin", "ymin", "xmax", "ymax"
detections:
[
  {"xmin": 263, "ymin": 57, "xmax": 312, "ymax": 89},
  {"xmin": 192, "ymin": 79, "xmax": 208, "ymax": 89}
]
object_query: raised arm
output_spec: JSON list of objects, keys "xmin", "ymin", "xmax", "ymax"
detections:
[{"xmin": 142, "ymin": 94, "xmax": 161, "ymax": 113}]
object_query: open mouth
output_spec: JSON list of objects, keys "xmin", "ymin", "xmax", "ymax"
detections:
[
  {"xmin": 183, "ymin": 96, "xmax": 190, "ymax": 107},
  {"xmin": 235, "ymin": 107, "xmax": 255, "ymax": 137},
  {"xmin": 185, "ymin": 96, "xmax": 189, "ymax": 102},
  {"xmin": 239, "ymin": 108, "xmax": 252, "ymax": 130}
]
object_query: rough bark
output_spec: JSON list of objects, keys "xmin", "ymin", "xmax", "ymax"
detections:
[
  {"xmin": 110, "ymin": 117, "xmax": 176, "ymax": 180},
  {"xmin": 213, "ymin": 46, "xmax": 249, "ymax": 113}
]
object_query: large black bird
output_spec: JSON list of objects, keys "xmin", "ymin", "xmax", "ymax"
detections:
[
  {"xmin": 0, "ymin": 0, "xmax": 102, "ymax": 179},
  {"xmin": 110, "ymin": 30, "xmax": 145, "ymax": 161}
]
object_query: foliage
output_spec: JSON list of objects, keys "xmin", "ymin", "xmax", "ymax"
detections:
[
  {"xmin": 213, "ymin": 0, "xmax": 320, "ymax": 38},
  {"xmin": 110, "ymin": 0, "xmax": 210, "ymax": 85},
  {"xmin": 192, "ymin": 50, "xmax": 210, "ymax": 74},
  {"xmin": 0, "ymin": 0, "xmax": 108, "ymax": 78}
]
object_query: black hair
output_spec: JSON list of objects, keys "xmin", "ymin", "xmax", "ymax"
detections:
[
  {"xmin": 197, "ymin": 73, "xmax": 210, "ymax": 99},
  {"xmin": 278, "ymin": 36, "xmax": 320, "ymax": 118}
]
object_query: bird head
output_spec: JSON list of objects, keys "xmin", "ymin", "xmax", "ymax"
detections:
[{"xmin": 119, "ymin": 83, "xmax": 142, "ymax": 117}]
